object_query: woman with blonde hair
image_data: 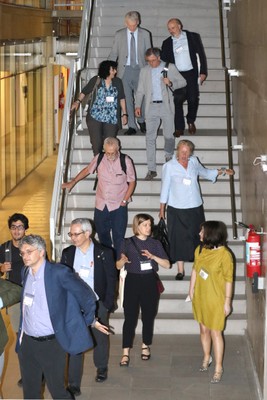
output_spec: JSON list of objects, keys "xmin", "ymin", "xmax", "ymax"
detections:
[{"xmin": 116, "ymin": 213, "xmax": 170, "ymax": 366}]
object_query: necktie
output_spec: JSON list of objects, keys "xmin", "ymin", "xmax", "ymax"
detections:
[{"xmin": 130, "ymin": 32, "xmax": 136, "ymax": 67}]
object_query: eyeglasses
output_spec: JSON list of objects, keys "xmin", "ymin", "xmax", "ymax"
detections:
[
  {"xmin": 10, "ymin": 225, "xmax": 25, "ymax": 231},
  {"xmin": 19, "ymin": 249, "xmax": 38, "ymax": 257},
  {"xmin": 67, "ymin": 231, "xmax": 85, "ymax": 238}
]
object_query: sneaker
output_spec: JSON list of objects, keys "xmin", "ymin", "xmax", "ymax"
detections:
[
  {"xmin": 165, "ymin": 156, "xmax": 172, "ymax": 162},
  {"xmin": 145, "ymin": 171, "xmax": 157, "ymax": 180}
]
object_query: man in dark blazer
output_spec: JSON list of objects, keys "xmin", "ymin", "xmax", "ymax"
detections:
[
  {"xmin": 16, "ymin": 234, "xmax": 109, "ymax": 400},
  {"xmin": 61, "ymin": 218, "xmax": 117, "ymax": 394},
  {"xmin": 108, "ymin": 11, "xmax": 152, "ymax": 135},
  {"xmin": 161, "ymin": 18, "xmax": 208, "ymax": 136}
]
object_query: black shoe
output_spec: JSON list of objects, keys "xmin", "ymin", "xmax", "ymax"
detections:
[
  {"xmin": 124, "ymin": 127, "xmax": 136, "ymax": 135},
  {"xmin": 138, "ymin": 122, "xmax": 146, "ymax": 133},
  {"xmin": 17, "ymin": 378, "xmax": 23, "ymax": 387},
  {"xmin": 173, "ymin": 129, "xmax": 184, "ymax": 137},
  {"xmin": 175, "ymin": 272, "xmax": 185, "ymax": 281},
  {"xmin": 67, "ymin": 385, "xmax": 81, "ymax": 396},
  {"xmin": 188, "ymin": 122, "xmax": 196, "ymax": 135},
  {"xmin": 95, "ymin": 368, "xmax": 108, "ymax": 382}
]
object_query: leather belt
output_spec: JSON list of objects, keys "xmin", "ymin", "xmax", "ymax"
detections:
[
  {"xmin": 30, "ymin": 334, "xmax": 55, "ymax": 342},
  {"xmin": 152, "ymin": 100, "xmax": 163, "ymax": 103}
]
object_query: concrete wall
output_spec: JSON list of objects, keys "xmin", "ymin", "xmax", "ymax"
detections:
[{"xmin": 228, "ymin": 0, "xmax": 267, "ymax": 395}]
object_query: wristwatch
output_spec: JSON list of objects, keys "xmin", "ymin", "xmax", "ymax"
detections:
[{"xmin": 122, "ymin": 199, "xmax": 128, "ymax": 204}]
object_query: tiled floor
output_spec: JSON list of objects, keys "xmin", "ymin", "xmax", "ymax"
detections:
[
  {"xmin": 1, "ymin": 325, "xmax": 261, "ymax": 400},
  {"xmin": 0, "ymin": 156, "xmax": 261, "ymax": 400}
]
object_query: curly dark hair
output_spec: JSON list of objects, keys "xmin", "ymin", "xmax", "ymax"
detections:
[
  {"xmin": 98, "ymin": 60, "xmax": 118, "ymax": 79},
  {"xmin": 8, "ymin": 213, "xmax": 29, "ymax": 230}
]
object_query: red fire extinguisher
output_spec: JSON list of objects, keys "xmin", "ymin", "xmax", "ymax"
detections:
[
  {"xmin": 59, "ymin": 91, "xmax": 65, "ymax": 109},
  {"xmin": 246, "ymin": 225, "xmax": 261, "ymax": 278}
]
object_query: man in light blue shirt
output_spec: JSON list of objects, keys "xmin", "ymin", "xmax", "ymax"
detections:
[
  {"xmin": 17, "ymin": 234, "xmax": 109, "ymax": 400},
  {"xmin": 135, "ymin": 47, "xmax": 186, "ymax": 180},
  {"xmin": 61, "ymin": 218, "xmax": 117, "ymax": 394}
]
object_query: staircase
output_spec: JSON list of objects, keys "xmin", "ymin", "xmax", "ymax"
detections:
[{"xmin": 55, "ymin": 0, "xmax": 246, "ymax": 334}]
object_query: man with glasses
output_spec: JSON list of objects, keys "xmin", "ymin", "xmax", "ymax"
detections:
[
  {"xmin": 135, "ymin": 47, "xmax": 186, "ymax": 179},
  {"xmin": 60, "ymin": 218, "xmax": 117, "ymax": 394},
  {"xmin": 17, "ymin": 234, "xmax": 110, "ymax": 400},
  {"xmin": 62, "ymin": 137, "xmax": 136, "ymax": 258},
  {"xmin": 0, "ymin": 214, "xmax": 28, "ymax": 321},
  {"xmin": 0, "ymin": 213, "xmax": 28, "ymax": 387}
]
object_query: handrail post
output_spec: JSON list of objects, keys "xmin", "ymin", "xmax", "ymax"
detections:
[{"xmin": 218, "ymin": 0, "xmax": 238, "ymax": 239}]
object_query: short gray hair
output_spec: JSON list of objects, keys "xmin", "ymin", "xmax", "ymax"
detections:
[
  {"xmin": 145, "ymin": 47, "xmax": 161, "ymax": 58},
  {"xmin": 19, "ymin": 234, "xmax": 46, "ymax": 252},
  {"xmin": 71, "ymin": 218, "xmax": 93, "ymax": 235},
  {"xmin": 125, "ymin": 11, "xmax": 140, "ymax": 24},
  {"xmin": 103, "ymin": 137, "xmax": 120, "ymax": 151}
]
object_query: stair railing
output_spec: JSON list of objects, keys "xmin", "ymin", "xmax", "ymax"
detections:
[
  {"xmin": 218, "ymin": 0, "xmax": 238, "ymax": 239},
  {"xmin": 50, "ymin": 0, "xmax": 95, "ymax": 260}
]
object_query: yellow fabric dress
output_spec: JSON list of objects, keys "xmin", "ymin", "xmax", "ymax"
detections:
[{"xmin": 192, "ymin": 246, "xmax": 234, "ymax": 330}]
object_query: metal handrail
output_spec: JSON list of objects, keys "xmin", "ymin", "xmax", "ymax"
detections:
[
  {"xmin": 218, "ymin": 0, "xmax": 238, "ymax": 239},
  {"xmin": 50, "ymin": 0, "xmax": 94, "ymax": 260}
]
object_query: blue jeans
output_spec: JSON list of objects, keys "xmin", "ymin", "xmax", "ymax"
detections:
[{"xmin": 94, "ymin": 205, "xmax": 128, "ymax": 257}]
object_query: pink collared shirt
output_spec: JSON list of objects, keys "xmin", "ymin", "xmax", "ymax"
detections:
[{"xmin": 88, "ymin": 153, "xmax": 136, "ymax": 211}]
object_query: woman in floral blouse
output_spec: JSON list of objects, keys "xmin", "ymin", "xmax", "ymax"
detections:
[{"xmin": 72, "ymin": 60, "xmax": 127, "ymax": 155}]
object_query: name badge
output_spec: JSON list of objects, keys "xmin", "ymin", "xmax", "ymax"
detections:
[
  {"xmin": 24, "ymin": 293, "xmax": 34, "ymax": 307},
  {"xmin": 79, "ymin": 266, "xmax": 90, "ymax": 279},
  {"xmin": 199, "ymin": 269, "xmax": 209, "ymax": 280},
  {"xmin": 106, "ymin": 96, "xmax": 114, "ymax": 103},
  {"xmin": 183, "ymin": 178, "xmax": 191, "ymax": 186},
  {"xmin": 140, "ymin": 261, "xmax": 152, "ymax": 271},
  {"xmin": 176, "ymin": 46, "xmax": 183, "ymax": 54}
]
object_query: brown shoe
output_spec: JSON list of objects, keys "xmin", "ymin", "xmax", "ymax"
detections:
[
  {"xmin": 173, "ymin": 129, "xmax": 184, "ymax": 137},
  {"xmin": 188, "ymin": 123, "xmax": 196, "ymax": 134}
]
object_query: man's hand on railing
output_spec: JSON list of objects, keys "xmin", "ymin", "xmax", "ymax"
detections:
[{"xmin": 62, "ymin": 179, "xmax": 76, "ymax": 192}]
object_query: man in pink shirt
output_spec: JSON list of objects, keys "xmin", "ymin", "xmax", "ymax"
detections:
[{"xmin": 62, "ymin": 137, "xmax": 136, "ymax": 257}]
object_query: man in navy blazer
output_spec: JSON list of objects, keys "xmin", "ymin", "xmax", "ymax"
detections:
[
  {"xmin": 161, "ymin": 18, "xmax": 208, "ymax": 136},
  {"xmin": 61, "ymin": 218, "xmax": 117, "ymax": 394},
  {"xmin": 108, "ymin": 11, "xmax": 152, "ymax": 135},
  {"xmin": 16, "ymin": 234, "xmax": 109, "ymax": 400}
]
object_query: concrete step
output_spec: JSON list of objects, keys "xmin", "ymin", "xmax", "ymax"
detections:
[
  {"xmin": 63, "ymin": 208, "xmax": 243, "ymax": 226},
  {"xmin": 66, "ymin": 192, "xmax": 241, "ymax": 210},
  {"xmin": 70, "ymin": 162, "xmax": 240, "ymax": 179},
  {"xmin": 71, "ymin": 148, "xmax": 239, "ymax": 164},
  {"xmin": 68, "ymin": 178, "xmax": 240, "ymax": 195},
  {"xmin": 109, "ymin": 313, "xmax": 247, "ymax": 335}
]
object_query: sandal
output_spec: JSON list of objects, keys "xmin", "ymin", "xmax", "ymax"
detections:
[
  {"xmin": 141, "ymin": 346, "xmax": 151, "ymax": 361},
  {"xmin": 211, "ymin": 369, "xmax": 223, "ymax": 384},
  {"xmin": 119, "ymin": 354, "xmax": 130, "ymax": 367},
  {"xmin": 199, "ymin": 355, "xmax": 213, "ymax": 372}
]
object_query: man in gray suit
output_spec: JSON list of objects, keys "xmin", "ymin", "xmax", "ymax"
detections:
[
  {"xmin": 108, "ymin": 11, "xmax": 152, "ymax": 135},
  {"xmin": 135, "ymin": 48, "xmax": 186, "ymax": 180}
]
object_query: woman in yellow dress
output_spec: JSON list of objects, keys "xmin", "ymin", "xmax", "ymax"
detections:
[{"xmin": 189, "ymin": 221, "xmax": 234, "ymax": 383}]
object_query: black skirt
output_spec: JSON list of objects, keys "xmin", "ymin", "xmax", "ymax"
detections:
[{"xmin": 167, "ymin": 205, "xmax": 205, "ymax": 262}]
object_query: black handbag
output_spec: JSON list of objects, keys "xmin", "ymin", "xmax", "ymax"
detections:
[{"xmin": 152, "ymin": 218, "xmax": 171, "ymax": 261}]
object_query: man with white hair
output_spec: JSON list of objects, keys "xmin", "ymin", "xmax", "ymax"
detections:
[
  {"xmin": 108, "ymin": 11, "xmax": 152, "ymax": 135},
  {"xmin": 61, "ymin": 218, "xmax": 117, "ymax": 393},
  {"xmin": 62, "ymin": 137, "xmax": 136, "ymax": 257}
]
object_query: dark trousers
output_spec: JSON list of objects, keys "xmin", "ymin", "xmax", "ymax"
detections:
[
  {"xmin": 68, "ymin": 301, "xmax": 109, "ymax": 386},
  {"xmin": 173, "ymin": 69, "xmax": 199, "ymax": 130},
  {"xmin": 122, "ymin": 272, "xmax": 159, "ymax": 348},
  {"xmin": 94, "ymin": 205, "xmax": 128, "ymax": 258},
  {"xmin": 86, "ymin": 114, "xmax": 118, "ymax": 156},
  {"xmin": 18, "ymin": 334, "xmax": 72, "ymax": 399}
]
